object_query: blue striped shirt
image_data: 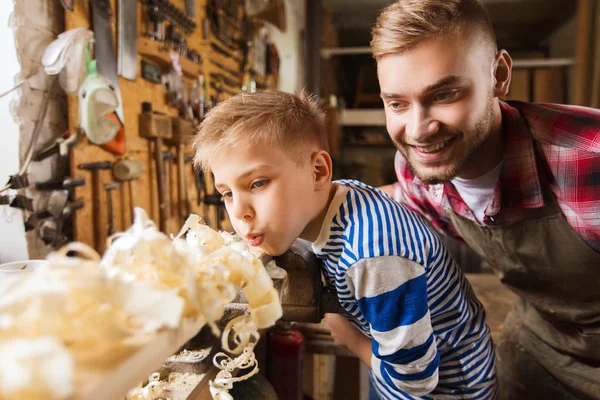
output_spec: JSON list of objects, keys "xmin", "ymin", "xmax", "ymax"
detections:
[{"xmin": 311, "ymin": 180, "xmax": 497, "ymax": 399}]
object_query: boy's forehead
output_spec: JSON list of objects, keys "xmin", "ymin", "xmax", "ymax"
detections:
[{"xmin": 210, "ymin": 143, "xmax": 291, "ymax": 181}]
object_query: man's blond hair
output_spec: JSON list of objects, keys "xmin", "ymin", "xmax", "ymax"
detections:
[
  {"xmin": 193, "ymin": 91, "xmax": 328, "ymax": 171},
  {"xmin": 371, "ymin": 0, "xmax": 497, "ymax": 61}
]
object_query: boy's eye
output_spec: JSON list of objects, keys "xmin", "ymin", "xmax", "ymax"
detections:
[
  {"xmin": 221, "ymin": 191, "xmax": 232, "ymax": 199},
  {"xmin": 388, "ymin": 102, "xmax": 406, "ymax": 111},
  {"xmin": 251, "ymin": 180, "xmax": 268, "ymax": 189}
]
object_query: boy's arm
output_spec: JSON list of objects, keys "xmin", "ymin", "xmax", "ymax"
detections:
[
  {"xmin": 346, "ymin": 256, "xmax": 439, "ymax": 396},
  {"xmin": 325, "ymin": 313, "xmax": 372, "ymax": 368}
]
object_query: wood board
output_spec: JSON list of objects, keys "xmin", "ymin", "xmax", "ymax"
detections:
[{"xmin": 73, "ymin": 317, "xmax": 207, "ymax": 399}]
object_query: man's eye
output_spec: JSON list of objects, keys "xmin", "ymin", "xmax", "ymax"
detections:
[
  {"xmin": 434, "ymin": 91, "xmax": 457, "ymax": 102},
  {"xmin": 251, "ymin": 180, "xmax": 268, "ymax": 189}
]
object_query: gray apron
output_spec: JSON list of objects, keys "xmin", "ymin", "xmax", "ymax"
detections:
[{"xmin": 446, "ymin": 157, "xmax": 600, "ymax": 400}]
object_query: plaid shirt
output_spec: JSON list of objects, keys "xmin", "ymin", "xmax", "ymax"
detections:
[{"xmin": 393, "ymin": 101, "xmax": 600, "ymax": 253}]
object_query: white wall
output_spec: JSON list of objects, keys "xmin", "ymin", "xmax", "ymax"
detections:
[
  {"xmin": 0, "ymin": 0, "xmax": 67, "ymax": 262},
  {"xmin": 268, "ymin": 0, "xmax": 307, "ymax": 93},
  {"xmin": 0, "ymin": 1, "xmax": 28, "ymax": 263}
]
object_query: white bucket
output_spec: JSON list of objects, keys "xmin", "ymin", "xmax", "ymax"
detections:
[{"xmin": 0, "ymin": 260, "xmax": 49, "ymax": 275}]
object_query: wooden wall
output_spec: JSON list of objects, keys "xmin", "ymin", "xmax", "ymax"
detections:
[{"xmin": 66, "ymin": 0, "xmax": 243, "ymax": 252}]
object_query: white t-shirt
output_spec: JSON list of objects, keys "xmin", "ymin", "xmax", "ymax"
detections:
[{"xmin": 451, "ymin": 162, "xmax": 503, "ymax": 224}]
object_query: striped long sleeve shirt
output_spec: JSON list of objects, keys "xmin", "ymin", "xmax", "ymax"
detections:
[{"xmin": 311, "ymin": 180, "xmax": 497, "ymax": 399}]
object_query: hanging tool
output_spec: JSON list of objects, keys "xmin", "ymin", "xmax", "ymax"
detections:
[
  {"xmin": 211, "ymin": 80, "xmax": 237, "ymax": 97},
  {"xmin": 33, "ymin": 130, "xmax": 78, "ymax": 162},
  {"xmin": 46, "ymin": 190, "xmax": 70, "ymax": 220},
  {"xmin": 78, "ymin": 161, "xmax": 112, "ymax": 252},
  {"xmin": 139, "ymin": 102, "xmax": 173, "ymax": 232},
  {"xmin": 10, "ymin": 195, "xmax": 34, "ymax": 212},
  {"xmin": 91, "ymin": 0, "xmax": 125, "ymax": 125},
  {"xmin": 204, "ymin": 192, "xmax": 224, "ymax": 230},
  {"xmin": 209, "ymin": 72, "xmax": 242, "ymax": 90},
  {"xmin": 56, "ymin": 198, "xmax": 85, "ymax": 245},
  {"xmin": 143, "ymin": 0, "xmax": 166, "ymax": 40},
  {"xmin": 7, "ymin": 175, "xmax": 29, "ymax": 190},
  {"xmin": 168, "ymin": 118, "xmax": 195, "ymax": 223},
  {"xmin": 162, "ymin": 150, "xmax": 176, "ymax": 225},
  {"xmin": 39, "ymin": 220, "xmax": 68, "ymax": 247},
  {"xmin": 210, "ymin": 42, "xmax": 242, "ymax": 62},
  {"xmin": 113, "ymin": 159, "xmax": 146, "ymax": 224},
  {"xmin": 141, "ymin": 59, "xmax": 163, "ymax": 83},
  {"xmin": 185, "ymin": 154, "xmax": 210, "ymax": 225},
  {"xmin": 60, "ymin": 0, "xmax": 75, "ymax": 11},
  {"xmin": 142, "ymin": 0, "xmax": 197, "ymax": 34},
  {"xmin": 104, "ymin": 182, "xmax": 120, "ymax": 237},
  {"xmin": 183, "ymin": 155, "xmax": 194, "ymax": 221},
  {"xmin": 209, "ymin": 59, "xmax": 239, "ymax": 79},
  {"xmin": 35, "ymin": 177, "xmax": 85, "ymax": 191},
  {"xmin": 185, "ymin": 0, "xmax": 196, "ymax": 16},
  {"xmin": 118, "ymin": 0, "xmax": 138, "ymax": 81}
]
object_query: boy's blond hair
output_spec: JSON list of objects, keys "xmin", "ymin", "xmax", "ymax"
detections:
[
  {"xmin": 371, "ymin": 0, "xmax": 497, "ymax": 61},
  {"xmin": 193, "ymin": 91, "xmax": 328, "ymax": 171}
]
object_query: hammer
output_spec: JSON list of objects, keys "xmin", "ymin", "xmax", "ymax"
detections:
[
  {"xmin": 113, "ymin": 159, "xmax": 145, "ymax": 224},
  {"xmin": 104, "ymin": 182, "xmax": 120, "ymax": 237},
  {"xmin": 78, "ymin": 161, "xmax": 112, "ymax": 252},
  {"xmin": 163, "ymin": 150, "xmax": 176, "ymax": 225},
  {"xmin": 139, "ymin": 102, "xmax": 172, "ymax": 232},
  {"xmin": 168, "ymin": 118, "xmax": 196, "ymax": 225}
]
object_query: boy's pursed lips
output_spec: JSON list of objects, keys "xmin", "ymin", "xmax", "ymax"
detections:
[{"xmin": 244, "ymin": 232, "xmax": 264, "ymax": 247}]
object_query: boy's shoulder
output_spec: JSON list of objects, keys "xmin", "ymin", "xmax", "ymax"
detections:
[
  {"xmin": 334, "ymin": 179, "xmax": 395, "ymax": 202},
  {"xmin": 330, "ymin": 179, "xmax": 438, "ymax": 260}
]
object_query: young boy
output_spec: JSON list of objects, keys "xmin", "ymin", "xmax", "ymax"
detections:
[{"xmin": 193, "ymin": 91, "xmax": 497, "ymax": 399}]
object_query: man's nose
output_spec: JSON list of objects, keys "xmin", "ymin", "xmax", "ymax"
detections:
[{"xmin": 405, "ymin": 106, "xmax": 440, "ymax": 143}]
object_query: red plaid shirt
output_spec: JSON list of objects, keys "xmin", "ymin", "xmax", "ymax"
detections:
[{"xmin": 393, "ymin": 101, "xmax": 600, "ymax": 253}]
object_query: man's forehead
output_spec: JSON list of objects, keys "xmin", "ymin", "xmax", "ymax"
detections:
[{"xmin": 377, "ymin": 38, "xmax": 487, "ymax": 95}]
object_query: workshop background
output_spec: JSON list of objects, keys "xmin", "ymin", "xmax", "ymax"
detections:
[{"xmin": 0, "ymin": 0, "xmax": 598, "ymax": 399}]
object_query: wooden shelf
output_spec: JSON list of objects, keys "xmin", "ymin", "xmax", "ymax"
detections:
[
  {"xmin": 139, "ymin": 37, "xmax": 203, "ymax": 80},
  {"xmin": 340, "ymin": 109, "xmax": 386, "ymax": 126}
]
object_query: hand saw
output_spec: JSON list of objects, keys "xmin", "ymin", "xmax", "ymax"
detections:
[
  {"xmin": 118, "ymin": 0, "xmax": 138, "ymax": 81},
  {"xmin": 91, "ymin": 0, "xmax": 125, "ymax": 125}
]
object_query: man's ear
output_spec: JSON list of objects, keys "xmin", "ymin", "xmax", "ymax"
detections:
[
  {"xmin": 493, "ymin": 49, "xmax": 512, "ymax": 97},
  {"xmin": 311, "ymin": 150, "xmax": 333, "ymax": 190}
]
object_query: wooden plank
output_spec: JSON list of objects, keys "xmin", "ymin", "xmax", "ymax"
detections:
[
  {"xmin": 533, "ymin": 68, "xmax": 565, "ymax": 103},
  {"xmin": 574, "ymin": 0, "xmax": 594, "ymax": 105},
  {"xmin": 504, "ymin": 69, "xmax": 531, "ymax": 102},
  {"xmin": 74, "ymin": 317, "xmax": 207, "ymax": 400}
]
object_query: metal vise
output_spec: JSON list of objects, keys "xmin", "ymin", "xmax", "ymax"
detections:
[{"xmin": 223, "ymin": 239, "xmax": 346, "ymax": 324}]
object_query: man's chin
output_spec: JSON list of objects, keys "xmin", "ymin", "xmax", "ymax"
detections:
[{"xmin": 410, "ymin": 163, "xmax": 461, "ymax": 185}]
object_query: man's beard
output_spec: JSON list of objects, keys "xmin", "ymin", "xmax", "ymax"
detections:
[{"xmin": 395, "ymin": 96, "xmax": 495, "ymax": 185}]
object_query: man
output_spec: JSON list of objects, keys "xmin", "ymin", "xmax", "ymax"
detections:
[{"xmin": 371, "ymin": 0, "xmax": 600, "ymax": 399}]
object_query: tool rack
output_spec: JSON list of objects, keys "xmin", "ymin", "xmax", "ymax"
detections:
[{"xmin": 66, "ymin": 0, "xmax": 261, "ymax": 247}]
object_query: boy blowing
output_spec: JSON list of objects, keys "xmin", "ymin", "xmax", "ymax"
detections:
[{"xmin": 193, "ymin": 91, "xmax": 497, "ymax": 399}]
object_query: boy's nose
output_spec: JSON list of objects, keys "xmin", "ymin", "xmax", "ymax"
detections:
[{"xmin": 231, "ymin": 199, "xmax": 254, "ymax": 222}]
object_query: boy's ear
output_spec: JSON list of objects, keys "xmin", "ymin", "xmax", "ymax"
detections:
[{"xmin": 311, "ymin": 150, "xmax": 332, "ymax": 190}]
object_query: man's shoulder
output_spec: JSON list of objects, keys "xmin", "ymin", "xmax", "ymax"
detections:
[{"xmin": 506, "ymin": 101, "xmax": 600, "ymax": 153}]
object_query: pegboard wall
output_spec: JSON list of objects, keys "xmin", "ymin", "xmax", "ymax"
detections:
[{"xmin": 66, "ymin": 0, "xmax": 264, "ymax": 252}]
